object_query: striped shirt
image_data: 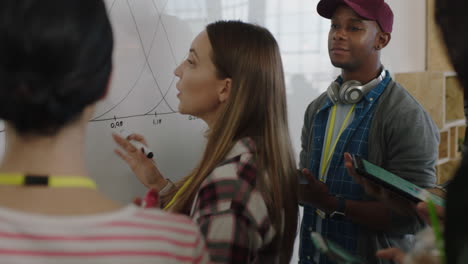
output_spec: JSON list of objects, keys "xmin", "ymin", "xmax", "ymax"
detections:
[{"xmin": 0, "ymin": 204, "xmax": 210, "ymax": 264}]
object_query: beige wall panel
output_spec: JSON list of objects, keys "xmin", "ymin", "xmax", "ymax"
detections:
[{"xmin": 395, "ymin": 72, "xmax": 445, "ymax": 129}]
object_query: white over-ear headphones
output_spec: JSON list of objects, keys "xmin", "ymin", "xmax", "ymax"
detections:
[{"xmin": 327, "ymin": 69, "xmax": 386, "ymax": 104}]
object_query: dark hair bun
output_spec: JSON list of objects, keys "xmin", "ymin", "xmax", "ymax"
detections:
[{"xmin": 0, "ymin": 0, "xmax": 113, "ymax": 135}]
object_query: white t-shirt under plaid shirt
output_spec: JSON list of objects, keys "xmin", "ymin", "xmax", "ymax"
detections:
[{"xmin": 0, "ymin": 204, "xmax": 210, "ymax": 264}]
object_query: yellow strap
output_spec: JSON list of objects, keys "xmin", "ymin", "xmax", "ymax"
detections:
[
  {"xmin": 164, "ymin": 177, "xmax": 193, "ymax": 210},
  {"xmin": 0, "ymin": 174, "xmax": 23, "ymax": 185},
  {"xmin": 320, "ymin": 104, "xmax": 356, "ymax": 181},
  {"xmin": 49, "ymin": 177, "xmax": 97, "ymax": 188},
  {"xmin": 0, "ymin": 173, "xmax": 97, "ymax": 189},
  {"xmin": 321, "ymin": 106, "xmax": 338, "ymax": 179}
]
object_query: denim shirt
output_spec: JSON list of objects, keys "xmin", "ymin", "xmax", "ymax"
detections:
[
  {"xmin": 298, "ymin": 72, "xmax": 439, "ymax": 264},
  {"xmin": 299, "ymin": 72, "xmax": 390, "ymax": 264}
]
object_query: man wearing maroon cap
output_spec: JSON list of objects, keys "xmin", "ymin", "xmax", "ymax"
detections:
[{"xmin": 298, "ymin": 0, "xmax": 439, "ymax": 263}]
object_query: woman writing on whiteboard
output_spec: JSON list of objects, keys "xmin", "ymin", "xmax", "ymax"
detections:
[
  {"xmin": 113, "ymin": 20, "xmax": 299, "ymax": 263},
  {"xmin": 0, "ymin": 0, "xmax": 210, "ymax": 263}
]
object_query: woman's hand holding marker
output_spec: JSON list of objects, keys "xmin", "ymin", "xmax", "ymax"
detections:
[{"xmin": 112, "ymin": 132, "xmax": 167, "ymax": 191}]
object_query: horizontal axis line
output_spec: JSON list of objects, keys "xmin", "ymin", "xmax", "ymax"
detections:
[{"xmin": 89, "ymin": 112, "xmax": 177, "ymax": 122}]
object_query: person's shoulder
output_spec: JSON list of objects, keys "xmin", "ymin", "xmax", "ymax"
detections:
[
  {"xmin": 377, "ymin": 80, "xmax": 430, "ymax": 116},
  {"xmin": 300, "ymin": 92, "xmax": 329, "ymax": 128},
  {"xmin": 199, "ymin": 138, "xmax": 259, "ymax": 197},
  {"xmin": 196, "ymin": 139, "xmax": 270, "ymax": 220},
  {"xmin": 305, "ymin": 92, "xmax": 328, "ymax": 113},
  {"xmin": 206, "ymin": 138, "xmax": 257, "ymax": 180},
  {"xmin": 381, "ymin": 81, "xmax": 423, "ymax": 107},
  {"xmin": 121, "ymin": 206, "xmax": 200, "ymax": 235},
  {"xmin": 131, "ymin": 206, "xmax": 194, "ymax": 224},
  {"xmin": 122, "ymin": 207, "xmax": 209, "ymax": 263}
]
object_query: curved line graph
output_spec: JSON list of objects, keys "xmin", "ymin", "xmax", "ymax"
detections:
[
  {"xmin": 92, "ymin": 0, "xmax": 176, "ymax": 121},
  {"xmin": 0, "ymin": 0, "xmax": 204, "ymax": 128},
  {"xmin": 126, "ymin": 0, "xmax": 176, "ymax": 114},
  {"xmin": 91, "ymin": 1, "xmax": 163, "ymax": 121},
  {"xmin": 91, "ymin": 0, "xmax": 198, "ymax": 122}
]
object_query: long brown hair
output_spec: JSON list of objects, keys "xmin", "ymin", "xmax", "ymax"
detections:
[{"xmin": 163, "ymin": 20, "xmax": 298, "ymax": 263}]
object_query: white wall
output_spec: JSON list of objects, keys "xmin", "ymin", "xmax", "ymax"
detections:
[{"xmin": 383, "ymin": 0, "xmax": 427, "ymax": 73}]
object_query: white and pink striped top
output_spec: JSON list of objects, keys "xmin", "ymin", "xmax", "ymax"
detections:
[{"xmin": 0, "ymin": 204, "xmax": 210, "ymax": 264}]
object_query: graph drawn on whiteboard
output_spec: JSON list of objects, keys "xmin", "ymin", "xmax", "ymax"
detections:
[
  {"xmin": 0, "ymin": 0, "xmax": 211, "ymax": 203},
  {"xmin": 93, "ymin": 0, "xmax": 206, "ymax": 122},
  {"xmin": 0, "ymin": 0, "xmax": 208, "ymax": 128},
  {"xmin": 84, "ymin": 0, "xmax": 209, "ymax": 203}
]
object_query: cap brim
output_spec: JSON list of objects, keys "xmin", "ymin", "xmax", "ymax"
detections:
[
  {"xmin": 317, "ymin": 0, "xmax": 377, "ymax": 21},
  {"xmin": 317, "ymin": 0, "xmax": 344, "ymax": 19}
]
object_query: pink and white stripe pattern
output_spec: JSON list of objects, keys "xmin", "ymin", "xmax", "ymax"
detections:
[{"xmin": 0, "ymin": 205, "xmax": 210, "ymax": 264}]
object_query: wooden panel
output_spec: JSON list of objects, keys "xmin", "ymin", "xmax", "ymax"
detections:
[
  {"xmin": 439, "ymin": 130, "xmax": 449, "ymax": 160},
  {"xmin": 450, "ymin": 127, "xmax": 457, "ymax": 158},
  {"xmin": 446, "ymin": 75, "xmax": 464, "ymax": 122},
  {"xmin": 395, "ymin": 72, "xmax": 445, "ymax": 129},
  {"xmin": 437, "ymin": 159, "xmax": 461, "ymax": 184},
  {"xmin": 427, "ymin": 0, "xmax": 454, "ymax": 71},
  {"xmin": 458, "ymin": 126, "xmax": 466, "ymax": 156}
]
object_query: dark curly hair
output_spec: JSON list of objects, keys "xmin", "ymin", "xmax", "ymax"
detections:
[{"xmin": 0, "ymin": 0, "xmax": 113, "ymax": 135}]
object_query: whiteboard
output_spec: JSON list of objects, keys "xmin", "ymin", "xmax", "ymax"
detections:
[{"xmin": 0, "ymin": 0, "xmax": 427, "ymax": 203}]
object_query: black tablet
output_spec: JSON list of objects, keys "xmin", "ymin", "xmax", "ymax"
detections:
[{"xmin": 352, "ymin": 155, "xmax": 445, "ymax": 207}]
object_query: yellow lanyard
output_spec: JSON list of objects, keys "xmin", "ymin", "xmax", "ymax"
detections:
[
  {"xmin": 320, "ymin": 104, "xmax": 356, "ymax": 181},
  {"xmin": 0, "ymin": 173, "xmax": 97, "ymax": 189},
  {"xmin": 164, "ymin": 177, "xmax": 193, "ymax": 210}
]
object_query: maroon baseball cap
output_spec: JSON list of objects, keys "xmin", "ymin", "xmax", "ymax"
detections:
[{"xmin": 317, "ymin": 0, "xmax": 394, "ymax": 33}]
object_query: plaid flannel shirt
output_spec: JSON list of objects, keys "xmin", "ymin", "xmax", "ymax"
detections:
[
  {"xmin": 190, "ymin": 138, "xmax": 276, "ymax": 263},
  {"xmin": 299, "ymin": 73, "xmax": 391, "ymax": 264}
]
